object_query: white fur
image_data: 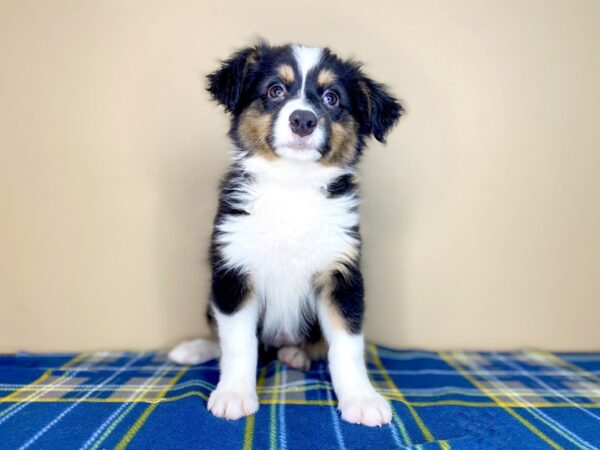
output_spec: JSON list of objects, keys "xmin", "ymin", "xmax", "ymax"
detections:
[
  {"xmin": 168, "ymin": 339, "xmax": 220, "ymax": 365},
  {"xmin": 292, "ymin": 45, "xmax": 323, "ymax": 96},
  {"xmin": 208, "ymin": 301, "xmax": 259, "ymax": 420},
  {"xmin": 216, "ymin": 156, "xmax": 359, "ymax": 346},
  {"xmin": 272, "ymin": 97, "xmax": 324, "ymax": 162},
  {"xmin": 318, "ymin": 301, "xmax": 392, "ymax": 426}
]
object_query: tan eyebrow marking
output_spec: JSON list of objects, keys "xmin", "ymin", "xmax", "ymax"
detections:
[
  {"xmin": 359, "ymin": 80, "xmax": 372, "ymax": 118},
  {"xmin": 317, "ymin": 69, "xmax": 336, "ymax": 86},
  {"xmin": 277, "ymin": 64, "xmax": 295, "ymax": 84}
]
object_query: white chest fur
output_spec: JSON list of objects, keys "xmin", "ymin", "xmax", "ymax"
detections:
[{"xmin": 216, "ymin": 157, "xmax": 359, "ymax": 344}]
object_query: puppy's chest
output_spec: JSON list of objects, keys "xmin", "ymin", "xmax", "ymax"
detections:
[{"xmin": 218, "ymin": 170, "xmax": 358, "ymax": 278}]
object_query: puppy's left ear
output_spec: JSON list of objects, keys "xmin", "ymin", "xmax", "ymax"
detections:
[
  {"xmin": 206, "ymin": 45, "xmax": 261, "ymax": 114},
  {"xmin": 360, "ymin": 78, "xmax": 404, "ymax": 143}
]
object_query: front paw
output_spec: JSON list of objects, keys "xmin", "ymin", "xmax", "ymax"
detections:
[
  {"xmin": 207, "ymin": 387, "xmax": 259, "ymax": 420},
  {"xmin": 338, "ymin": 392, "xmax": 392, "ymax": 427}
]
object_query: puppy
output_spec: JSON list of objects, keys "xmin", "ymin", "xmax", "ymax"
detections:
[{"xmin": 170, "ymin": 42, "xmax": 402, "ymax": 427}]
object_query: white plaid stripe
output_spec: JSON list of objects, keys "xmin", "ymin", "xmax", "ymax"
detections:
[
  {"xmin": 278, "ymin": 366, "xmax": 288, "ymax": 450},
  {"xmin": 387, "ymin": 414, "xmax": 404, "ymax": 448},
  {"xmin": 321, "ymin": 365, "xmax": 346, "ymax": 450}
]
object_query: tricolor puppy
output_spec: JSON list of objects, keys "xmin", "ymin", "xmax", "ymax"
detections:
[{"xmin": 169, "ymin": 42, "xmax": 402, "ymax": 426}]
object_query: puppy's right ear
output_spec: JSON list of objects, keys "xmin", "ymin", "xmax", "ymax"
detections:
[{"xmin": 206, "ymin": 46, "xmax": 261, "ymax": 114}]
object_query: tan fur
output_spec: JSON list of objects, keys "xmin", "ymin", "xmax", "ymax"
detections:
[
  {"xmin": 317, "ymin": 69, "xmax": 336, "ymax": 87},
  {"xmin": 277, "ymin": 64, "xmax": 295, "ymax": 84},
  {"xmin": 321, "ymin": 288, "xmax": 347, "ymax": 332},
  {"xmin": 328, "ymin": 246, "xmax": 361, "ymax": 280},
  {"xmin": 314, "ymin": 249, "xmax": 360, "ymax": 333},
  {"xmin": 237, "ymin": 104, "xmax": 277, "ymax": 160},
  {"xmin": 314, "ymin": 247, "xmax": 360, "ymax": 290},
  {"xmin": 321, "ymin": 120, "xmax": 359, "ymax": 166},
  {"xmin": 304, "ymin": 338, "xmax": 328, "ymax": 360},
  {"xmin": 247, "ymin": 48, "xmax": 259, "ymax": 65}
]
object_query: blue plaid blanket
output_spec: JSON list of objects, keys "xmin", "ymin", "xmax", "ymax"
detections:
[{"xmin": 1, "ymin": 345, "xmax": 599, "ymax": 449}]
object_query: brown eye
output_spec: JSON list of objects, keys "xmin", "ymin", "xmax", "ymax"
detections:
[
  {"xmin": 323, "ymin": 91, "xmax": 339, "ymax": 107},
  {"xmin": 268, "ymin": 84, "xmax": 286, "ymax": 99}
]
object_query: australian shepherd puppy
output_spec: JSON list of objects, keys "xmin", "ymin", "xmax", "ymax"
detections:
[{"xmin": 169, "ymin": 42, "xmax": 402, "ymax": 426}]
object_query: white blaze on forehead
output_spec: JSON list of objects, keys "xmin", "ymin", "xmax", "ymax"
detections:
[
  {"xmin": 270, "ymin": 45, "xmax": 325, "ymax": 161},
  {"xmin": 292, "ymin": 45, "xmax": 323, "ymax": 96}
]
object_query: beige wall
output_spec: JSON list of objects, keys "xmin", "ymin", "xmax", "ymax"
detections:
[{"xmin": 1, "ymin": 1, "xmax": 599, "ymax": 352}]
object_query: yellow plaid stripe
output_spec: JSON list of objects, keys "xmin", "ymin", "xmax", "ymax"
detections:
[{"xmin": 242, "ymin": 365, "xmax": 268, "ymax": 450}]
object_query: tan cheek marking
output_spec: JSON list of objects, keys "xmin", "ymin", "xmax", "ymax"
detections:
[
  {"xmin": 238, "ymin": 106, "xmax": 278, "ymax": 160},
  {"xmin": 321, "ymin": 120, "xmax": 359, "ymax": 167},
  {"xmin": 318, "ymin": 69, "xmax": 336, "ymax": 87},
  {"xmin": 277, "ymin": 64, "xmax": 295, "ymax": 85}
]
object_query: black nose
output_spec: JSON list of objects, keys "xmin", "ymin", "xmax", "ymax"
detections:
[{"xmin": 289, "ymin": 110, "xmax": 317, "ymax": 137}]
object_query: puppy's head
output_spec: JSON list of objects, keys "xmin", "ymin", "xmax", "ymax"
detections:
[{"xmin": 207, "ymin": 43, "xmax": 403, "ymax": 165}]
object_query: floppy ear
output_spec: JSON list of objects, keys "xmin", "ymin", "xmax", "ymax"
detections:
[
  {"xmin": 360, "ymin": 78, "xmax": 403, "ymax": 143},
  {"xmin": 206, "ymin": 46, "xmax": 260, "ymax": 113}
]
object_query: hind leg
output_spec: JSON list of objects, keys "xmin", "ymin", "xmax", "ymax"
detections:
[
  {"xmin": 277, "ymin": 338, "xmax": 327, "ymax": 371},
  {"xmin": 169, "ymin": 339, "xmax": 221, "ymax": 365},
  {"xmin": 277, "ymin": 346, "xmax": 311, "ymax": 371},
  {"xmin": 168, "ymin": 306, "xmax": 220, "ymax": 365}
]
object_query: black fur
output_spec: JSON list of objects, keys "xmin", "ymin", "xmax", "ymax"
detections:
[
  {"xmin": 213, "ymin": 166, "xmax": 252, "ymax": 220},
  {"xmin": 330, "ymin": 263, "xmax": 365, "ymax": 334},
  {"xmin": 360, "ymin": 77, "xmax": 404, "ymax": 143},
  {"xmin": 206, "ymin": 46, "xmax": 257, "ymax": 114},
  {"xmin": 209, "ymin": 168, "xmax": 253, "ymax": 315},
  {"xmin": 326, "ymin": 174, "xmax": 357, "ymax": 198},
  {"xmin": 210, "ymin": 240, "xmax": 251, "ymax": 315}
]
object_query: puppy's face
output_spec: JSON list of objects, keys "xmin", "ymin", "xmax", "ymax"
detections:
[{"xmin": 207, "ymin": 43, "xmax": 402, "ymax": 166}]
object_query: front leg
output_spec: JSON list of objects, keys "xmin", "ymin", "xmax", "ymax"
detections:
[
  {"xmin": 317, "ymin": 264, "xmax": 392, "ymax": 427},
  {"xmin": 208, "ymin": 267, "xmax": 259, "ymax": 420}
]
